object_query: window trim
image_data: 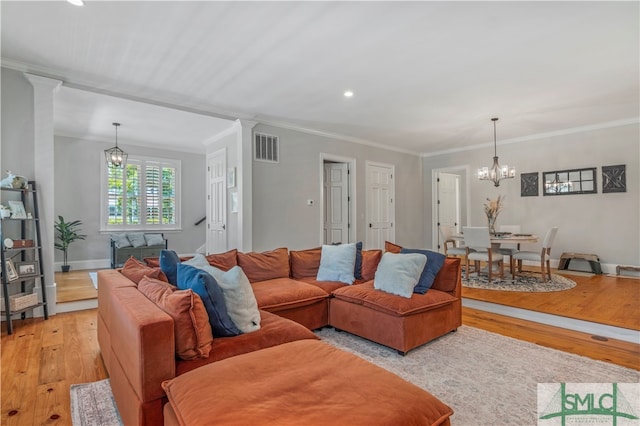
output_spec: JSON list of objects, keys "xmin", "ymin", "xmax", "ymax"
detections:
[{"xmin": 100, "ymin": 154, "xmax": 182, "ymax": 232}]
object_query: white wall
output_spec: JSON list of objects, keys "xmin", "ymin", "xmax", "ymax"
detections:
[
  {"xmin": 423, "ymin": 122, "xmax": 640, "ymax": 268},
  {"xmin": 250, "ymin": 124, "xmax": 424, "ymax": 252},
  {"xmin": 53, "ymin": 135, "xmax": 207, "ymax": 266}
]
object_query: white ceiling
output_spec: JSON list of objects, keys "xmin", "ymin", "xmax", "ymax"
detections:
[{"xmin": 2, "ymin": 1, "xmax": 638, "ymax": 155}]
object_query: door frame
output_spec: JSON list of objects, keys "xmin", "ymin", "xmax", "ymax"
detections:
[
  {"xmin": 431, "ymin": 165, "xmax": 470, "ymax": 250},
  {"xmin": 319, "ymin": 153, "xmax": 356, "ymax": 245}
]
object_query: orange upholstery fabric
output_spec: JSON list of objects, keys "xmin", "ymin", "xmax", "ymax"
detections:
[
  {"xmin": 384, "ymin": 240, "xmax": 402, "ymax": 253},
  {"xmin": 121, "ymin": 257, "xmax": 168, "ymax": 284},
  {"xmin": 205, "ymin": 249, "xmax": 238, "ymax": 271},
  {"xmin": 251, "ymin": 278, "xmax": 329, "ymax": 311},
  {"xmin": 361, "ymin": 249, "xmax": 383, "ymax": 280},
  {"xmin": 430, "ymin": 257, "xmax": 460, "ymax": 293},
  {"xmin": 144, "ymin": 255, "xmax": 193, "ymax": 268},
  {"xmin": 175, "ymin": 310, "xmax": 318, "ymax": 376},
  {"xmin": 138, "ymin": 277, "xmax": 213, "ymax": 360},
  {"xmin": 332, "ymin": 282, "xmax": 457, "ymax": 316},
  {"xmin": 289, "ymin": 247, "xmax": 321, "ymax": 279},
  {"xmin": 237, "ymin": 247, "xmax": 290, "ymax": 282},
  {"xmin": 296, "ymin": 277, "xmax": 347, "ymax": 293},
  {"xmin": 163, "ymin": 340, "xmax": 453, "ymax": 426}
]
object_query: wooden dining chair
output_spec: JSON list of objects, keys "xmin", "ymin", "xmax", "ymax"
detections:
[
  {"xmin": 439, "ymin": 224, "xmax": 467, "ymax": 258},
  {"xmin": 462, "ymin": 226, "xmax": 504, "ymax": 283},
  {"xmin": 512, "ymin": 227, "xmax": 559, "ymax": 282}
]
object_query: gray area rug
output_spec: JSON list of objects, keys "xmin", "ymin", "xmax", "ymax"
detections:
[
  {"xmin": 70, "ymin": 379, "xmax": 122, "ymax": 426},
  {"xmin": 315, "ymin": 326, "xmax": 639, "ymax": 425},
  {"xmin": 462, "ymin": 271, "xmax": 576, "ymax": 292},
  {"xmin": 70, "ymin": 328, "xmax": 638, "ymax": 426}
]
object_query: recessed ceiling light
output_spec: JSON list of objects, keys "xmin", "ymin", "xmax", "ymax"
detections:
[
  {"xmin": 344, "ymin": 90, "xmax": 354, "ymax": 98},
  {"xmin": 67, "ymin": 0, "xmax": 84, "ymax": 6}
]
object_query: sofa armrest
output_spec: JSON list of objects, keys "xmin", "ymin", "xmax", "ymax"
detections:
[{"xmin": 110, "ymin": 287, "xmax": 176, "ymax": 402}]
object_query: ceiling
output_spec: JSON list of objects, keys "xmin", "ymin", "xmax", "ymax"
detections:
[{"xmin": 2, "ymin": 1, "xmax": 638, "ymax": 155}]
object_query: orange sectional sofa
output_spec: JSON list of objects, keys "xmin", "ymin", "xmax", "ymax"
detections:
[{"xmin": 97, "ymin": 245, "xmax": 461, "ymax": 425}]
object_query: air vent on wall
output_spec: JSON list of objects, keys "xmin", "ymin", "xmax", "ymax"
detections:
[{"xmin": 254, "ymin": 133, "xmax": 279, "ymax": 163}]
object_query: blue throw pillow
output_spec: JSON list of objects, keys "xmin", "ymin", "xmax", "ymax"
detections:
[
  {"xmin": 317, "ymin": 243, "xmax": 357, "ymax": 284},
  {"xmin": 354, "ymin": 242, "xmax": 363, "ymax": 280},
  {"xmin": 400, "ymin": 248, "xmax": 446, "ymax": 294},
  {"xmin": 176, "ymin": 263, "xmax": 242, "ymax": 337},
  {"xmin": 160, "ymin": 249, "xmax": 181, "ymax": 285}
]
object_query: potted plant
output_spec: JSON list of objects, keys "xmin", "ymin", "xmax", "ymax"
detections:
[{"xmin": 54, "ymin": 216, "xmax": 86, "ymax": 272}]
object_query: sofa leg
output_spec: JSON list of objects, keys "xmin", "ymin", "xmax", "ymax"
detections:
[
  {"xmin": 397, "ymin": 350, "xmax": 406, "ymax": 356},
  {"xmin": 334, "ymin": 328, "xmax": 343, "ymax": 333}
]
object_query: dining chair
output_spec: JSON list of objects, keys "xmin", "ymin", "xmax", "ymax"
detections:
[
  {"xmin": 512, "ymin": 227, "xmax": 559, "ymax": 282},
  {"xmin": 439, "ymin": 224, "xmax": 467, "ymax": 258},
  {"xmin": 462, "ymin": 226, "xmax": 504, "ymax": 283},
  {"xmin": 496, "ymin": 225, "xmax": 521, "ymax": 274}
]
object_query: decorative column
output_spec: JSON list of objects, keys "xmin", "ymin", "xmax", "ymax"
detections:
[
  {"xmin": 235, "ymin": 119, "xmax": 256, "ymax": 252},
  {"xmin": 24, "ymin": 73, "xmax": 61, "ymax": 316}
]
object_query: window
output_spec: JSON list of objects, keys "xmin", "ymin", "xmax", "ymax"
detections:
[{"xmin": 102, "ymin": 156, "xmax": 181, "ymax": 231}]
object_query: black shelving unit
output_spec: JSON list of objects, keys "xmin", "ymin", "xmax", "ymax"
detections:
[{"xmin": 1, "ymin": 181, "xmax": 48, "ymax": 334}]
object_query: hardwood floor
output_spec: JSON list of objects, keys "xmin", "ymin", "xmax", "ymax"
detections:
[
  {"xmin": 55, "ymin": 270, "xmax": 98, "ymax": 303},
  {"xmin": 1, "ymin": 269, "xmax": 636, "ymax": 425}
]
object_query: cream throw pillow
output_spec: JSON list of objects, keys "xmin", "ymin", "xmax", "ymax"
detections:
[{"xmin": 373, "ymin": 252, "xmax": 427, "ymax": 298}]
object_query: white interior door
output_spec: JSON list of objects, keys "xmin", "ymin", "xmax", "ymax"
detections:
[
  {"xmin": 366, "ymin": 162, "xmax": 394, "ymax": 249},
  {"xmin": 323, "ymin": 163, "xmax": 349, "ymax": 244},
  {"xmin": 206, "ymin": 149, "xmax": 226, "ymax": 254},
  {"xmin": 436, "ymin": 172, "xmax": 461, "ymax": 251}
]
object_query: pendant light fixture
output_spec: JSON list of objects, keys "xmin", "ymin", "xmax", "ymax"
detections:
[
  {"xmin": 104, "ymin": 122, "xmax": 128, "ymax": 168},
  {"xmin": 477, "ymin": 117, "xmax": 515, "ymax": 187}
]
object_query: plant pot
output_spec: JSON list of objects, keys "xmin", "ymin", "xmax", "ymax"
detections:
[{"xmin": 61, "ymin": 265, "xmax": 71, "ymax": 273}]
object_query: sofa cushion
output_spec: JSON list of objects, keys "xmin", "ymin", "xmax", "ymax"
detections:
[
  {"xmin": 138, "ymin": 276, "xmax": 213, "ymax": 360},
  {"xmin": 175, "ymin": 310, "xmax": 319, "ymax": 376},
  {"xmin": 111, "ymin": 233, "xmax": 132, "ymax": 249},
  {"xmin": 120, "ymin": 257, "xmax": 168, "ymax": 285},
  {"xmin": 237, "ymin": 248, "xmax": 290, "ymax": 283},
  {"xmin": 289, "ymin": 247, "xmax": 321, "ymax": 279},
  {"xmin": 160, "ymin": 249, "xmax": 181, "ymax": 285},
  {"xmin": 205, "ymin": 249, "xmax": 238, "ymax": 271},
  {"xmin": 384, "ymin": 240, "xmax": 402, "ymax": 254},
  {"xmin": 144, "ymin": 255, "xmax": 192, "ymax": 268},
  {"xmin": 296, "ymin": 277, "xmax": 347, "ymax": 294},
  {"xmin": 176, "ymin": 263, "xmax": 242, "ymax": 337},
  {"xmin": 400, "ymin": 248, "xmax": 446, "ymax": 294},
  {"xmin": 374, "ymin": 253, "xmax": 427, "ymax": 298},
  {"xmin": 144, "ymin": 233, "xmax": 165, "ymax": 246},
  {"xmin": 361, "ymin": 249, "xmax": 382, "ymax": 281},
  {"xmin": 317, "ymin": 243, "xmax": 356, "ymax": 284},
  {"xmin": 332, "ymin": 282, "xmax": 457, "ymax": 317},
  {"xmin": 251, "ymin": 278, "xmax": 329, "ymax": 312},
  {"xmin": 430, "ymin": 257, "xmax": 461, "ymax": 293},
  {"xmin": 204, "ymin": 266, "xmax": 261, "ymax": 334},
  {"xmin": 127, "ymin": 232, "xmax": 147, "ymax": 248}
]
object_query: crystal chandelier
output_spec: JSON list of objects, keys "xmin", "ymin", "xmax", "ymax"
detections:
[
  {"xmin": 477, "ymin": 118, "xmax": 515, "ymax": 187},
  {"xmin": 104, "ymin": 122, "xmax": 128, "ymax": 168}
]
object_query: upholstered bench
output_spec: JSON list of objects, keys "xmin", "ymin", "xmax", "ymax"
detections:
[
  {"xmin": 329, "ymin": 257, "xmax": 462, "ymax": 355},
  {"xmin": 162, "ymin": 339, "xmax": 453, "ymax": 426}
]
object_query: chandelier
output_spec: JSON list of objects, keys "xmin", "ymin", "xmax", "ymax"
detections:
[
  {"xmin": 104, "ymin": 122, "xmax": 128, "ymax": 168},
  {"xmin": 477, "ymin": 117, "xmax": 515, "ymax": 187}
]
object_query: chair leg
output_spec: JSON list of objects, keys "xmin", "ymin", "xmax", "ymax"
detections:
[
  {"xmin": 546, "ymin": 258, "xmax": 552, "ymax": 281},
  {"xmin": 499, "ymin": 260, "xmax": 504, "ymax": 279},
  {"xmin": 539, "ymin": 258, "xmax": 545, "ymax": 282},
  {"xmin": 465, "ymin": 256, "xmax": 470, "ymax": 280}
]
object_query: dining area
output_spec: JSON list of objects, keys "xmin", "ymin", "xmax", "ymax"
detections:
[{"xmin": 439, "ymin": 195, "xmax": 560, "ymax": 285}]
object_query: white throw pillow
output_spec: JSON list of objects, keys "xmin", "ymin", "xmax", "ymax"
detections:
[
  {"xmin": 316, "ymin": 243, "xmax": 357, "ymax": 284},
  {"xmin": 182, "ymin": 253, "xmax": 211, "ymax": 269},
  {"xmin": 199, "ymin": 264, "xmax": 261, "ymax": 334},
  {"xmin": 373, "ymin": 252, "xmax": 427, "ymax": 298}
]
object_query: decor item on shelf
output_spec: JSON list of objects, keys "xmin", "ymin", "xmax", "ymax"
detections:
[
  {"xmin": 0, "ymin": 171, "xmax": 28, "ymax": 189},
  {"xmin": 104, "ymin": 122, "xmax": 128, "ymax": 168},
  {"xmin": 477, "ymin": 118, "xmax": 515, "ymax": 187},
  {"xmin": 0, "ymin": 204, "xmax": 10, "ymax": 218},
  {"xmin": 7, "ymin": 200, "xmax": 27, "ymax": 219},
  {"xmin": 483, "ymin": 195, "xmax": 504, "ymax": 234},
  {"xmin": 54, "ymin": 216, "xmax": 86, "ymax": 272}
]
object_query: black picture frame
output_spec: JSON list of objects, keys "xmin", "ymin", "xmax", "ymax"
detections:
[
  {"xmin": 543, "ymin": 167, "xmax": 597, "ymax": 196},
  {"xmin": 16, "ymin": 261, "xmax": 39, "ymax": 278},
  {"xmin": 520, "ymin": 172, "xmax": 538, "ymax": 197},
  {"xmin": 602, "ymin": 164, "xmax": 626, "ymax": 193}
]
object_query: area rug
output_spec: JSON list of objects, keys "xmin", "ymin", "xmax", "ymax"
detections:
[
  {"xmin": 70, "ymin": 379, "xmax": 122, "ymax": 426},
  {"xmin": 88, "ymin": 272, "xmax": 98, "ymax": 290},
  {"xmin": 315, "ymin": 326, "xmax": 640, "ymax": 425},
  {"xmin": 462, "ymin": 271, "xmax": 576, "ymax": 292}
]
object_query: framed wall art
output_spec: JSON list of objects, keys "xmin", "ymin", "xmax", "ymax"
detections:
[
  {"xmin": 520, "ymin": 172, "xmax": 539, "ymax": 197},
  {"xmin": 602, "ymin": 164, "xmax": 626, "ymax": 193}
]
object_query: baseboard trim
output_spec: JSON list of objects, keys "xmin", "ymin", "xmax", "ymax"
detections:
[{"xmin": 462, "ymin": 298, "xmax": 640, "ymax": 344}]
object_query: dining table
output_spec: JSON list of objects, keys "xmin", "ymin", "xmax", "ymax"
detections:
[{"xmin": 452, "ymin": 232, "xmax": 539, "ymax": 249}]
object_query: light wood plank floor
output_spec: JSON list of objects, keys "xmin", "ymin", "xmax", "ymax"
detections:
[{"xmin": 55, "ymin": 270, "xmax": 98, "ymax": 303}]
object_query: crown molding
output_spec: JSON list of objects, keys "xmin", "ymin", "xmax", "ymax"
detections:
[
  {"xmin": 421, "ymin": 117, "xmax": 640, "ymax": 158},
  {"xmin": 54, "ymin": 131, "xmax": 207, "ymax": 155}
]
